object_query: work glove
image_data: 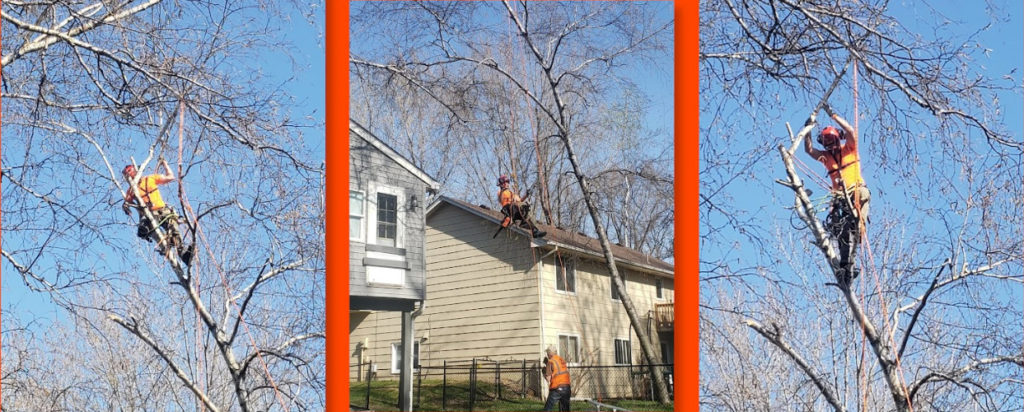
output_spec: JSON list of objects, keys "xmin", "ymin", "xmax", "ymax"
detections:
[
  {"xmin": 122, "ymin": 202, "xmax": 132, "ymax": 215},
  {"xmin": 822, "ymin": 103, "xmax": 835, "ymax": 117}
]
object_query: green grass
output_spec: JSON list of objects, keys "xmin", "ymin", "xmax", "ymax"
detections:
[{"xmin": 349, "ymin": 379, "xmax": 673, "ymax": 411}]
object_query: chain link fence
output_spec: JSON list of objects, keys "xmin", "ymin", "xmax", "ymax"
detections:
[{"xmin": 350, "ymin": 359, "xmax": 673, "ymax": 411}]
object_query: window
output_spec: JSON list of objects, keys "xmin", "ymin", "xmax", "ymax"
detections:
[
  {"xmin": 656, "ymin": 278, "xmax": 664, "ymax": 299},
  {"xmin": 390, "ymin": 341, "xmax": 421, "ymax": 373},
  {"xmin": 558, "ymin": 334, "xmax": 580, "ymax": 364},
  {"xmin": 555, "ymin": 256, "xmax": 576, "ymax": 293},
  {"xmin": 614, "ymin": 339, "xmax": 632, "ymax": 365},
  {"xmin": 350, "ymin": 191, "xmax": 365, "ymax": 240},
  {"xmin": 611, "ymin": 272, "xmax": 627, "ymax": 301},
  {"xmin": 377, "ymin": 192, "xmax": 398, "ymax": 247},
  {"xmin": 366, "ymin": 184, "xmax": 404, "ymax": 248}
]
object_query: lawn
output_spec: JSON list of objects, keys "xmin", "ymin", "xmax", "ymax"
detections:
[{"xmin": 349, "ymin": 379, "xmax": 673, "ymax": 411}]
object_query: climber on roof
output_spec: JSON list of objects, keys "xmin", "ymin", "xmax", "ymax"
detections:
[{"xmin": 496, "ymin": 174, "xmax": 546, "ymax": 238}]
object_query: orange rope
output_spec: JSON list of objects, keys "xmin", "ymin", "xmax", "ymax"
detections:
[
  {"xmin": 861, "ymin": 234, "xmax": 915, "ymax": 412},
  {"xmin": 176, "ymin": 103, "xmax": 290, "ymax": 411},
  {"xmin": 179, "ymin": 103, "xmax": 208, "ymax": 412}
]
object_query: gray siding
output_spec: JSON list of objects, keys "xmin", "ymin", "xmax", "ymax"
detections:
[
  {"xmin": 349, "ymin": 130, "xmax": 428, "ymax": 302},
  {"xmin": 349, "ymin": 202, "xmax": 544, "ymax": 377}
]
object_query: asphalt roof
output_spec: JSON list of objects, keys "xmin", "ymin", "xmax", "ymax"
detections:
[{"xmin": 431, "ymin": 196, "xmax": 674, "ymax": 277}]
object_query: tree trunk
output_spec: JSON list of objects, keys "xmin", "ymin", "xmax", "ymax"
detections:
[{"xmin": 559, "ymin": 131, "xmax": 671, "ymax": 404}]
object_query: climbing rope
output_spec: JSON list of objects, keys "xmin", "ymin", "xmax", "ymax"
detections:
[{"xmin": 847, "ymin": 60, "xmax": 915, "ymax": 412}]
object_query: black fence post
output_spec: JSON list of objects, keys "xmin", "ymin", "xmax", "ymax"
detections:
[
  {"xmin": 416, "ymin": 368, "xmax": 422, "ymax": 410},
  {"xmin": 442, "ymin": 360, "xmax": 447, "ymax": 411},
  {"xmin": 469, "ymin": 359, "xmax": 477, "ymax": 412},
  {"xmin": 496, "ymin": 362, "xmax": 502, "ymax": 400},
  {"xmin": 521, "ymin": 359, "xmax": 527, "ymax": 398},
  {"xmin": 365, "ymin": 364, "xmax": 372, "ymax": 409}
]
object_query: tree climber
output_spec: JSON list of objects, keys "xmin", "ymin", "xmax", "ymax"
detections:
[
  {"xmin": 496, "ymin": 174, "xmax": 546, "ymax": 238},
  {"xmin": 804, "ymin": 105, "xmax": 870, "ymax": 284},
  {"xmin": 122, "ymin": 158, "xmax": 194, "ymax": 265}
]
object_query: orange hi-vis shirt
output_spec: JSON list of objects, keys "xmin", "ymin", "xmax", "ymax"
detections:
[
  {"xmin": 817, "ymin": 144, "xmax": 865, "ymax": 191},
  {"xmin": 126, "ymin": 175, "xmax": 167, "ymax": 210},
  {"xmin": 498, "ymin": 188, "xmax": 520, "ymax": 207},
  {"xmin": 547, "ymin": 354, "xmax": 571, "ymax": 389}
]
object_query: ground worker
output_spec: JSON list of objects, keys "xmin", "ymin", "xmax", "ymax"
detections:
[
  {"xmin": 543, "ymin": 345, "xmax": 571, "ymax": 412},
  {"xmin": 122, "ymin": 159, "xmax": 193, "ymax": 266},
  {"xmin": 497, "ymin": 175, "xmax": 546, "ymax": 238},
  {"xmin": 804, "ymin": 105, "xmax": 870, "ymax": 284}
]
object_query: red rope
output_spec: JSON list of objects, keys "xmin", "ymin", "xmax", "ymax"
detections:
[
  {"xmin": 860, "ymin": 232, "xmax": 915, "ymax": 412},
  {"xmin": 179, "ymin": 103, "xmax": 208, "ymax": 412},
  {"xmin": 853, "ymin": 59, "xmax": 871, "ymax": 411},
  {"xmin": 176, "ymin": 103, "xmax": 290, "ymax": 411}
]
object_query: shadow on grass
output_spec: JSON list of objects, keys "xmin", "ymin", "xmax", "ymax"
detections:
[{"xmin": 350, "ymin": 380, "xmax": 673, "ymax": 411}]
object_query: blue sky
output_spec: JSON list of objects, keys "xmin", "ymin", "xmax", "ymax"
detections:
[{"xmin": 701, "ymin": 1, "xmax": 1022, "ymax": 269}]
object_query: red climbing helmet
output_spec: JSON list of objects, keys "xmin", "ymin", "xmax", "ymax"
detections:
[
  {"xmin": 122, "ymin": 164, "xmax": 137, "ymax": 178},
  {"xmin": 818, "ymin": 126, "xmax": 841, "ymax": 147},
  {"xmin": 497, "ymin": 175, "xmax": 510, "ymax": 186}
]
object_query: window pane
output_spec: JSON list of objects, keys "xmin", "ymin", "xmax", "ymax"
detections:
[
  {"xmin": 570, "ymin": 336, "xmax": 579, "ymax": 363},
  {"xmin": 556, "ymin": 258, "xmax": 566, "ymax": 291},
  {"xmin": 377, "ymin": 193, "xmax": 398, "ymax": 246},
  {"xmin": 612, "ymin": 272, "xmax": 626, "ymax": 300},
  {"xmin": 567, "ymin": 263, "xmax": 575, "ymax": 293},
  {"xmin": 656, "ymin": 279, "xmax": 663, "ymax": 298},
  {"xmin": 557, "ymin": 258, "xmax": 575, "ymax": 293},
  {"xmin": 350, "ymin": 191, "xmax": 364, "ymax": 216},
  {"xmin": 350, "ymin": 216, "xmax": 362, "ymax": 239},
  {"xmin": 413, "ymin": 341, "xmax": 420, "ymax": 369},
  {"xmin": 391, "ymin": 343, "xmax": 401, "ymax": 372}
]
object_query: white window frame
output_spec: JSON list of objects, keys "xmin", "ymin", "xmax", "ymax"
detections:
[
  {"xmin": 366, "ymin": 183, "xmax": 405, "ymax": 248},
  {"xmin": 614, "ymin": 338, "xmax": 632, "ymax": 365},
  {"xmin": 554, "ymin": 256, "xmax": 576, "ymax": 295},
  {"xmin": 611, "ymin": 271, "xmax": 627, "ymax": 302},
  {"xmin": 390, "ymin": 341, "xmax": 421, "ymax": 374},
  {"xmin": 350, "ymin": 190, "xmax": 366, "ymax": 242},
  {"xmin": 557, "ymin": 333, "xmax": 581, "ymax": 366},
  {"xmin": 655, "ymin": 278, "xmax": 664, "ymax": 300}
]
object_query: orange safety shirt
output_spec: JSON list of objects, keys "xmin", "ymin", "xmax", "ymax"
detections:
[
  {"xmin": 547, "ymin": 354, "xmax": 571, "ymax": 389},
  {"xmin": 125, "ymin": 175, "xmax": 167, "ymax": 210},
  {"xmin": 817, "ymin": 144, "xmax": 865, "ymax": 191},
  {"xmin": 498, "ymin": 188, "xmax": 520, "ymax": 207}
]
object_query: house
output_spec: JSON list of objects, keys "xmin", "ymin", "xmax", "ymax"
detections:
[
  {"xmin": 349, "ymin": 195, "xmax": 675, "ymax": 399},
  {"xmin": 349, "ymin": 120, "xmax": 439, "ymax": 411}
]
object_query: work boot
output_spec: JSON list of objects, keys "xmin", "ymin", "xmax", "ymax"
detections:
[{"xmin": 532, "ymin": 228, "xmax": 547, "ymax": 238}]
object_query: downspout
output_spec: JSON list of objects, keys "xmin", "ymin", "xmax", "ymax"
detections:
[
  {"xmin": 412, "ymin": 299, "xmax": 426, "ymax": 361},
  {"xmin": 412, "ymin": 300, "xmax": 426, "ymax": 318}
]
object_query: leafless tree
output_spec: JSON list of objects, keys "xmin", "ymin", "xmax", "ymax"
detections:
[
  {"xmin": 700, "ymin": 1, "xmax": 1022, "ymax": 411},
  {"xmin": 2, "ymin": 1, "xmax": 325, "ymax": 410},
  {"xmin": 351, "ymin": 0, "xmax": 675, "ymax": 402}
]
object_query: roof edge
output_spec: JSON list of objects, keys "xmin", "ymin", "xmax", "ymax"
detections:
[
  {"xmin": 350, "ymin": 119, "xmax": 441, "ymax": 191},
  {"xmin": 427, "ymin": 196, "xmax": 673, "ymax": 277}
]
